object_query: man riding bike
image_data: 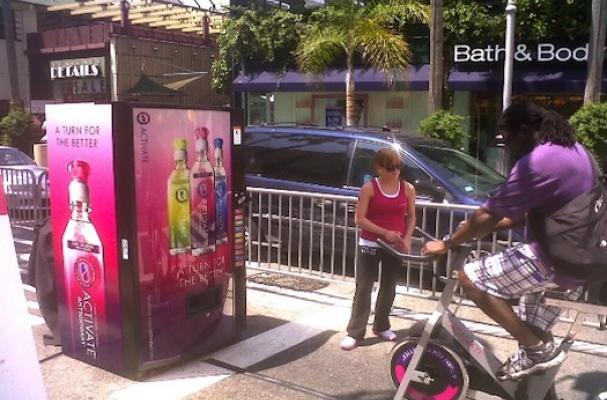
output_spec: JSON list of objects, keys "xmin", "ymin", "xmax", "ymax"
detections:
[{"xmin": 423, "ymin": 102, "xmax": 595, "ymax": 381}]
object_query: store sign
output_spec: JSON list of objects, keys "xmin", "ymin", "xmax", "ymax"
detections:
[
  {"xmin": 72, "ymin": 79, "xmax": 106, "ymax": 95},
  {"xmin": 50, "ymin": 57, "xmax": 105, "ymax": 80},
  {"xmin": 453, "ymin": 43, "xmax": 593, "ymax": 63}
]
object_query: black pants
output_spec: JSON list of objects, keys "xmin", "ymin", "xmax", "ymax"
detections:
[{"xmin": 346, "ymin": 245, "xmax": 400, "ymax": 339}]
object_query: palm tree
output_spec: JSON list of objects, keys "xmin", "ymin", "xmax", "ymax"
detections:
[{"xmin": 296, "ymin": 0, "xmax": 429, "ymax": 127}]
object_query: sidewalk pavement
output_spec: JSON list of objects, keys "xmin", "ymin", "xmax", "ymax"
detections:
[{"xmin": 24, "ymin": 268, "xmax": 607, "ymax": 400}]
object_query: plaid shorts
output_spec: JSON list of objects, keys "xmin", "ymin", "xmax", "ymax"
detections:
[{"xmin": 463, "ymin": 243, "xmax": 583, "ymax": 332}]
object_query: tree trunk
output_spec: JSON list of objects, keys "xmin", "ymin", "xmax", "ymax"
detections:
[
  {"xmin": 2, "ymin": 0, "xmax": 21, "ymax": 103},
  {"xmin": 584, "ymin": 0, "xmax": 607, "ymax": 105},
  {"xmin": 345, "ymin": 53, "xmax": 356, "ymax": 127},
  {"xmin": 428, "ymin": 0, "xmax": 444, "ymax": 115}
]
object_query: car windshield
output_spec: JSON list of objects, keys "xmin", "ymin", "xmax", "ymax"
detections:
[
  {"xmin": 411, "ymin": 144, "xmax": 505, "ymax": 198},
  {"xmin": 0, "ymin": 148, "xmax": 36, "ymax": 167}
]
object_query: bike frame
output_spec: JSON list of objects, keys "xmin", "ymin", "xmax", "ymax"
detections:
[
  {"xmin": 392, "ymin": 272, "xmax": 571, "ymax": 400},
  {"xmin": 380, "ymin": 238, "xmax": 601, "ymax": 400},
  {"xmin": 394, "ymin": 266, "xmax": 607, "ymax": 400},
  {"xmin": 378, "ymin": 238, "xmax": 607, "ymax": 400}
]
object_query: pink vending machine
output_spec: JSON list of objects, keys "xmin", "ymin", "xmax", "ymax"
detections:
[{"xmin": 45, "ymin": 103, "xmax": 247, "ymax": 378}]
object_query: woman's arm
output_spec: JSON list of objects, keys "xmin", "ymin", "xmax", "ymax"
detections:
[
  {"xmin": 404, "ymin": 182, "xmax": 416, "ymax": 239},
  {"xmin": 401, "ymin": 182, "xmax": 416, "ymax": 252}
]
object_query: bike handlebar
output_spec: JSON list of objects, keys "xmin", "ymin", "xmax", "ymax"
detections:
[
  {"xmin": 377, "ymin": 239, "xmax": 441, "ymax": 263},
  {"xmin": 377, "ymin": 237, "xmax": 473, "ymax": 270}
]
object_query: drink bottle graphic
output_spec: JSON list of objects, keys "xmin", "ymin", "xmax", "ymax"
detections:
[
  {"xmin": 61, "ymin": 160, "xmax": 106, "ymax": 359},
  {"xmin": 214, "ymin": 138, "xmax": 228, "ymax": 245},
  {"xmin": 168, "ymin": 138, "xmax": 191, "ymax": 255},
  {"xmin": 190, "ymin": 127, "xmax": 216, "ymax": 255}
]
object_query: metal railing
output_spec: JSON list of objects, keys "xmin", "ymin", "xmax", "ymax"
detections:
[
  {"xmin": 246, "ymin": 186, "xmax": 607, "ymax": 329},
  {"xmin": 246, "ymin": 187, "xmax": 515, "ymax": 297},
  {"xmin": 0, "ymin": 167, "xmax": 50, "ymax": 227}
]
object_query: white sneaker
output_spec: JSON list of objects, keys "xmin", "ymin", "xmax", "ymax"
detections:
[
  {"xmin": 373, "ymin": 329, "xmax": 397, "ymax": 342},
  {"xmin": 340, "ymin": 336, "xmax": 359, "ymax": 351}
]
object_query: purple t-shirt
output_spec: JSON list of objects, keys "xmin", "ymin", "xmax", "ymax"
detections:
[{"xmin": 483, "ymin": 142, "xmax": 594, "ymax": 287}]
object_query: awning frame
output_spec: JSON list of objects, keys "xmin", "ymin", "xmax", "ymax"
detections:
[{"xmin": 42, "ymin": 0, "xmax": 224, "ymax": 36}]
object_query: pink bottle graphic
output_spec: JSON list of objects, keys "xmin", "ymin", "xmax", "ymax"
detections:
[
  {"xmin": 61, "ymin": 160, "xmax": 106, "ymax": 360},
  {"xmin": 190, "ymin": 127, "xmax": 216, "ymax": 255}
]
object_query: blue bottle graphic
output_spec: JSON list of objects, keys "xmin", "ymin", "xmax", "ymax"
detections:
[{"xmin": 214, "ymin": 138, "xmax": 228, "ymax": 245}]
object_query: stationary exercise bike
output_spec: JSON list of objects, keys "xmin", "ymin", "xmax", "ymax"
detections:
[{"xmin": 377, "ymin": 233, "xmax": 607, "ymax": 400}]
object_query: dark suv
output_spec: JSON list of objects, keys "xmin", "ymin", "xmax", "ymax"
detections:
[
  {"xmin": 241, "ymin": 126, "xmax": 504, "ymax": 204},
  {"xmin": 239, "ymin": 125, "xmax": 507, "ymax": 272}
]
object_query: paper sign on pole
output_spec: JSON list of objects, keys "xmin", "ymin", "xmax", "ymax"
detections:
[{"xmin": 0, "ymin": 179, "xmax": 47, "ymax": 400}]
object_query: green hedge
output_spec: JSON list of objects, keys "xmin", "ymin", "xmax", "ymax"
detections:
[
  {"xmin": 419, "ymin": 110, "xmax": 466, "ymax": 148},
  {"xmin": 569, "ymin": 102, "xmax": 607, "ymax": 171},
  {"xmin": 0, "ymin": 106, "xmax": 34, "ymax": 149}
]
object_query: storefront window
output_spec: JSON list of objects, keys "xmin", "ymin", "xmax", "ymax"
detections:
[
  {"xmin": 512, "ymin": 94, "xmax": 583, "ymax": 118},
  {"xmin": 471, "ymin": 93, "xmax": 500, "ymax": 163},
  {"xmin": 247, "ymin": 93, "xmax": 274, "ymax": 125},
  {"xmin": 470, "ymin": 93, "xmax": 588, "ymax": 170}
]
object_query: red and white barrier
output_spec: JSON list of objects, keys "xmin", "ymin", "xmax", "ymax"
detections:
[{"xmin": 0, "ymin": 178, "xmax": 47, "ymax": 399}]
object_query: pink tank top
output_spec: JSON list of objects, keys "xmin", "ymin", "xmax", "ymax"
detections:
[{"xmin": 360, "ymin": 178, "xmax": 408, "ymax": 242}]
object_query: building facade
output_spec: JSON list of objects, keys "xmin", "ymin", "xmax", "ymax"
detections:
[
  {"xmin": 0, "ymin": 1, "xmax": 38, "ymax": 114},
  {"xmin": 27, "ymin": 23, "xmax": 226, "ymax": 114},
  {"xmin": 1, "ymin": 0, "xmax": 229, "ymax": 120},
  {"xmin": 234, "ymin": 67, "xmax": 436, "ymax": 133},
  {"xmin": 234, "ymin": 41, "xmax": 606, "ymax": 167}
]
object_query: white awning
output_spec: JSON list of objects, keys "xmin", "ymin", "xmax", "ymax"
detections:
[{"xmin": 39, "ymin": 0, "xmax": 227, "ymax": 35}]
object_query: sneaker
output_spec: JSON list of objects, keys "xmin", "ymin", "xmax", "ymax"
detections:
[
  {"xmin": 373, "ymin": 328, "xmax": 397, "ymax": 342},
  {"xmin": 340, "ymin": 336, "xmax": 359, "ymax": 351},
  {"xmin": 496, "ymin": 341, "xmax": 567, "ymax": 381}
]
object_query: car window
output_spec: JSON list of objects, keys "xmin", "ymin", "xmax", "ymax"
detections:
[
  {"xmin": 349, "ymin": 141, "xmax": 386, "ymax": 187},
  {"xmin": 401, "ymin": 152, "xmax": 434, "ymax": 186},
  {"xmin": 263, "ymin": 132, "xmax": 351, "ymax": 187},
  {"xmin": 242, "ymin": 130, "xmax": 273, "ymax": 175},
  {"xmin": 412, "ymin": 144, "xmax": 505, "ymax": 198},
  {"xmin": 0, "ymin": 148, "xmax": 35, "ymax": 166},
  {"xmin": 349, "ymin": 141, "xmax": 433, "ymax": 188}
]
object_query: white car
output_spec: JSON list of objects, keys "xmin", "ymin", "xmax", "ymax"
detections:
[{"xmin": 0, "ymin": 146, "xmax": 49, "ymax": 217}]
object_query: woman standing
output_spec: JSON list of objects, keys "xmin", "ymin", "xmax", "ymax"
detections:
[{"xmin": 340, "ymin": 147, "xmax": 416, "ymax": 351}]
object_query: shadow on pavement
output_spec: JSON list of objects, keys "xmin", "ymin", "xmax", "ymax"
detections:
[
  {"xmin": 334, "ymin": 390, "xmax": 395, "ymax": 400},
  {"xmin": 240, "ymin": 314, "xmax": 295, "ymax": 341},
  {"xmin": 247, "ymin": 330, "xmax": 336, "ymax": 373},
  {"xmin": 564, "ymin": 371, "xmax": 607, "ymax": 400}
]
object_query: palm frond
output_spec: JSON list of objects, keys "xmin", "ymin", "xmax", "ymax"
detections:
[
  {"xmin": 354, "ymin": 18, "xmax": 411, "ymax": 84},
  {"xmin": 296, "ymin": 28, "xmax": 348, "ymax": 74},
  {"xmin": 371, "ymin": 0, "xmax": 430, "ymax": 26}
]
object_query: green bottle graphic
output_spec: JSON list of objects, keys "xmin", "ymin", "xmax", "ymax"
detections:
[{"xmin": 168, "ymin": 138, "xmax": 191, "ymax": 255}]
